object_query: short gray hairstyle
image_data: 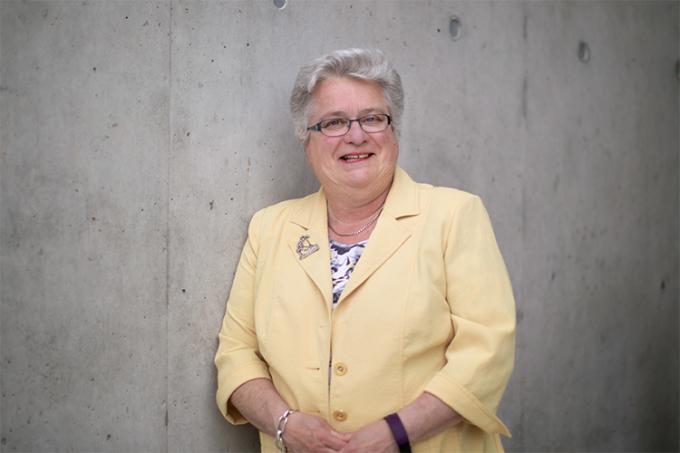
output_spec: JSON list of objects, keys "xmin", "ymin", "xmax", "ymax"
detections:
[{"xmin": 290, "ymin": 48, "xmax": 404, "ymax": 141}]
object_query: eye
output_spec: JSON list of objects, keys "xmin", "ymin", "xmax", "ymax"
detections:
[
  {"xmin": 320, "ymin": 118, "xmax": 348, "ymax": 130},
  {"xmin": 361, "ymin": 114, "xmax": 384, "ymax": 125}
]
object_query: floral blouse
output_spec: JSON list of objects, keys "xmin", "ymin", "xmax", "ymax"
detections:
[{"xmin": 329, "ymin": 239, "xmax": 368, "ymax": 307}]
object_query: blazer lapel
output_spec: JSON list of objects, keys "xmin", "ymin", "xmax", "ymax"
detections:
[
  {"xmin": 336, "ymin": 168, "xmax": 420, "ymax": 305},
  {"xmin": 286, "ymin": 191, "xmax": 333, "ymax": 307}
]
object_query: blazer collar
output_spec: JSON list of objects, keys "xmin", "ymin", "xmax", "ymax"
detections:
[
  {"xmin": 285, "ymin": 191, "xmax": 332, "ymax": 308},
  {"xmin": 382, "ymin": 166, "xmax": 420, "ymax": 220},
  {"xmin": 286, "ymin": 167, "xmax": 421, "ymax": 307}
]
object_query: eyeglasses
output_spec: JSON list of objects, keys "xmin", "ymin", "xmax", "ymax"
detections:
[{"xmin": 307, "ymin": 113, "xmax": 392, "ymax": 137}]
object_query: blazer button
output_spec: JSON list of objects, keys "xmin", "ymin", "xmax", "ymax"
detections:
[
  {"xmin": 333, "ymin": 410, "xmax": 347, "ymax": 422},
  {"xmin": 334, "ymin": 362, "xmax": 348, "ymax": 376}
]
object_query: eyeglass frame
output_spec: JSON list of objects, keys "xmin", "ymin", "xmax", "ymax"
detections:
[{"xmin": 306, "ymin": 113, "xmax": 392, "ymax": 137}]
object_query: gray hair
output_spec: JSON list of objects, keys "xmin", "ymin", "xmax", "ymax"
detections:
[{"xmin": 289, "ymin": 48, "xmax": 404, "ymax": 141}]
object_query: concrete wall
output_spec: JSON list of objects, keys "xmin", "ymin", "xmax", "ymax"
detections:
[{"xmin": 1, "ymin": 1, "xmax": 677, "ymax": 451}]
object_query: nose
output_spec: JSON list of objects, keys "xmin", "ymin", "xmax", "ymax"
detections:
[{"xmin": 343, "ymin": 119, "xmax": 368, "ymax": 144}]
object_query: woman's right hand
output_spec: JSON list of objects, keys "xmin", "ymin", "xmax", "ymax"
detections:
[{"xmin": 283, "ymin": 412, "xmax": 350, "ymax": 452}]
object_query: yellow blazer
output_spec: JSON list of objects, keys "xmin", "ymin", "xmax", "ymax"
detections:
[{"xmin": 215, "ymin": 168, "xmax": 516, "ymax": 452}]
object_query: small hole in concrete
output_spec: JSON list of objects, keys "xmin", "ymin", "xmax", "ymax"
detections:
[
  {"xmin": 449, "ymin": 16, "xmax": 462, "ymax": 40},
  {"xmin": 273, "ymin": 0, "xmax": 287, "ymax": 9},
  {"xmin": 578, "ymin": 41, "xmax": 590, "ymax": 63}
]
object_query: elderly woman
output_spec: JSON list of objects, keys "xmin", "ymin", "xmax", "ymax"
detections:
[{"xmin": 215, "ymin": 48, "xmax": 515, "ymax": 453}]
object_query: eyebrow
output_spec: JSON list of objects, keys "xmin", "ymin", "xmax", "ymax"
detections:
[{"xmin": 318, "ymin": 107, "xmax": 386, "ymax": 119}]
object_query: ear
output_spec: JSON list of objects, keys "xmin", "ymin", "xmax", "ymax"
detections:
[{"xmin": 301, "ymin": 130, "xmax": 313, "ymax": 148}]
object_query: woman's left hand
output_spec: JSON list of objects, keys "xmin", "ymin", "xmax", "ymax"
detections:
[{"xmin": 339, "ymin": 420, "xmax": 398, "ymax": 453}]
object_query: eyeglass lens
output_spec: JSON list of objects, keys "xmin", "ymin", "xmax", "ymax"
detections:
[{"xmin": 320, "ymin": 114, "xmax": 390, "ymax": 136}]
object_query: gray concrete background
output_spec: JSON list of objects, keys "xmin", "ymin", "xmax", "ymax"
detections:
[{"xmin": 0, "ymin": 1, "xmax": 677, "ymax": 451}]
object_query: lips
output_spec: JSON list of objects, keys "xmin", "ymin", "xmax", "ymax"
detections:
[{"xmin": 340, "ymin": 152, "xmax": 374, "ymax": 161}]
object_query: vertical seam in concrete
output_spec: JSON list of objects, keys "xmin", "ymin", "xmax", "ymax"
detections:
[
  {"xmin": 165, "ymin": 2, "xmax": 173, "ymax": 452},
  {"xmin": 0, "ymin": 1, "xmax": 4, "ymax": 444},
  {"xmin": 518, "ymin": 3, "xmax": 529, "ymax": 450}
]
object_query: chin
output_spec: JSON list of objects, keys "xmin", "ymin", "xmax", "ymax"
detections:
[{"xmin": 345, "ymin": 171, "xmax": 388, "ymax": 191}]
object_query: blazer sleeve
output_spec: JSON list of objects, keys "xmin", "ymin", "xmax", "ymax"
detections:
[
  {"xmin": 215, "ymin": 209, "xmax": 272, "ymax": 424},
  {"xmin": 424, "ymin": 194, "xmax": 516, "ymax": 436}
]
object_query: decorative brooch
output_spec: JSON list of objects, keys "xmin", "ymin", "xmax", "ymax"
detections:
[{"xmin": 296, "ymin": 234, "xmax": 319, "ymax": 260}]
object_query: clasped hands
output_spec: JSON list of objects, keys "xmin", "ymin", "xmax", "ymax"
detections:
[{"xmin": 282, "ymin": 411, "xmax": 399, "ymax": 453}]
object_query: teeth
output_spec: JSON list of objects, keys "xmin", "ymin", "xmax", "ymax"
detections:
[{"xmin": 342, "ymin": 154, "xmax": 370, "ymax": 160}]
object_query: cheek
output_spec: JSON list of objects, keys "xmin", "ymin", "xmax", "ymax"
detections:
[
  {"xmin": 306, "ymin": 138, "xmax": 336, "ymax": 162},
  {"xmin": 305, "ymin": 142, "xmax": 321, "ymax": 161},
  {"xmin": 304, "ymin": 147, "xmax": 332, "ymax": 176},
  {"xmin": 385, "ymin": 139, "xmax": 398, "ymax": 158},
  {"xmin": 381, "ymin": 130, "xmax": 398, "ymax": 150}
]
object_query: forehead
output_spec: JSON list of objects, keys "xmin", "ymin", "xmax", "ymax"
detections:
[{"xmin": 311, "ymin": 77, "xmax": 386, "ymax": 118}]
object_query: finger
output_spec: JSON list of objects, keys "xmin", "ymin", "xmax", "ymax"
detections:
[
  {"xmin": 322, "ymin": 432, "xmax": 350, "ymax": 450},
  {"xmin": 331, "ymin": 431, "xmax": 352, "ymax": 442}
]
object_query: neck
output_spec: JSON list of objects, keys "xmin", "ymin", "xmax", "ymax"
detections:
[{"xmin": 326, "ymin": 184, "xmax": 391, "ymax": 225}]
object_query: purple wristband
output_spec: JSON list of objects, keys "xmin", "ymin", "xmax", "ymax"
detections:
[{"xmin": 384, "ymin": 413, "xmax": 412, "ymax": 453}]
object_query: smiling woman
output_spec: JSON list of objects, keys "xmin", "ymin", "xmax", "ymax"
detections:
[
  {"xmin": 304, "ymin": 76, "xmax": 398, "ymax": 237},
  {"xmin": 215, "ymin": 48, "xmax": 516, "ymax": 453}
]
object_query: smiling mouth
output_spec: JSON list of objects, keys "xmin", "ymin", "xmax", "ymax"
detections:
[{"xmin": 340, "ymin": 153, "xmax": 374, "ymax": 161}]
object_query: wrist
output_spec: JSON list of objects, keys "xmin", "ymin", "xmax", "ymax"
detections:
[
  {"xmin": 267, "ymin": 398, "xmax": 290, "ymax": 433},
  {"xmin": 274, "ymin": 408, "xmax": 295, "ymax": 452},
  {"xmin": 384, "ymin": 413, "xmax": 412, "ymax": 453}
]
